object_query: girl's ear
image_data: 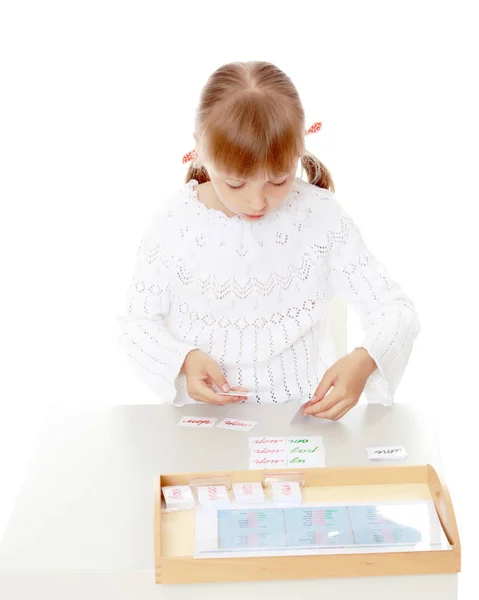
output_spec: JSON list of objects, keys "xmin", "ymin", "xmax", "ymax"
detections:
[{"xmin": 193, "ymin": 133, "xmax": 200, "ymax": 158}]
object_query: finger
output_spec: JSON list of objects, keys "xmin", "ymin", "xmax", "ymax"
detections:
[
  {"xmin": 315, "ymin": 399, "xmax": 348, "ymax": 421},
  {"xmin": 313, "ymin": 386, "xmax": 346, "ymax": 413},
  {"xmin": 188, "ymin": 380, "xmax": 242, "ymax": 404},
  {"xmin": 214, "ymin": 394, "xmax": 247, "ymax": 404},
  {"xmin": 310, "ymin": 370, "xmax": 335, "ymax": 405},
  {"xmin": 207, "ymin": 361, "xmax": 231, "ymax": 393},
  {"xmin": 304, "ymin": 387, "xmax": 343, "ymax": 415},
  {"xmin": 331, "ymin": 406, "xmax": 351, "ymax": 421}
]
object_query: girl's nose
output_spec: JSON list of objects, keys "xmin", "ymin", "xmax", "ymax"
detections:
[{"xmin": 247, "ymin": 197, "xmax": 267, "ymax": 212}]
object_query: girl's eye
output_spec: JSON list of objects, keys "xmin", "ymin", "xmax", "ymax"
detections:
[{"xmin": 226, "ymin": 179, "xmax": 288, "ymax": 190}]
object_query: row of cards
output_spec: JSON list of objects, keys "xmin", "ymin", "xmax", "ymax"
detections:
[
  {"xmin": 162, "ymin": 480, "xmax": 304, "ymax": 511},
  {"xmin": 249, "ymin": 436, "xmax": 325, "ymax": 470},
  {"xmin": 178, "ymin": 415, "xmax": 258, "ymax": 431}
]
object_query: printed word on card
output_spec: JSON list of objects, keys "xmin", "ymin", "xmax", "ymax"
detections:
[
  {"xmin": 249, "ymin": 437, "xmax": 287, "ymax": 450},
  {"xmin": 232, "ymin": 482, "xmax": 265, "ymax": 504},
  {"xmin": 216, "ymin": 418, "xmax": 258, "ymax": 432},
  {"xmin": 248, "ymin": 436, "xmax": 325, "ymax": 470},
  {"xmin": 162, "ymin": 485, "xmax": 195, "ymax": 510},
  {"xmin": 249, "ymin": 453, "xmax": 288, "ymax": 470},
  {"xmin": 249, "ymin": 437, "xmax": 287, "ymax": 470},
  {"xmin": 178, "ymin": 416, "xmax": 217, "ymax": 428},
  {"xmin": 197, "ymin": 485, "xmax": 231, "ymax": 508},
  {"xmin": 286, "ymin": 436, "xmax": 325, "ymax": 467},
  {"xmin": 271, "ymin": 481, "xmax": 303, "ymax": 506},
  {"xmin": 366, "ymin": 445, "xmax": 408, "ymax": 460}
]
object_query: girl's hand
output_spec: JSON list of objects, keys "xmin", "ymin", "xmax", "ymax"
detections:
[
  {"xmin": 181, "ymin": 349, "xmax": 249, "ymax": 405},
  {"xmin": 303, "ymin": 348, "xmax": 377, "ymax": 421}
]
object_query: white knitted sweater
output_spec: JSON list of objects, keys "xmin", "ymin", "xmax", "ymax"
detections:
[{"xmin": 118, "ymin": 177, "xmax": 420, "ymax": 406}]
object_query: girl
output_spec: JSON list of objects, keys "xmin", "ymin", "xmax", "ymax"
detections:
[{"xmin": 118, "ymin": 60, "xmax": 420, "ymax": 421}]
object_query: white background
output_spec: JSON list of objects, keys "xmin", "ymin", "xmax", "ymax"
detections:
[{"xmin": 1, "ymin": 1, "xmax": 477, "ymax": 597}]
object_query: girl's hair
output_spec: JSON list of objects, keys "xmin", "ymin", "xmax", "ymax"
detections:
[{"xmin": 185, "ymin": 61, "xmax": 335, "ymax": 193}]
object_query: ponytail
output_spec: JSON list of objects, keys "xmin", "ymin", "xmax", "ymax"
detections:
[
  {"xmin": 300, "ymin": 151, "xmax": 335, "ymax": 193},
  {"xmin": 185, "ymin": 162, "xmax": 210, "ymax": 185}
]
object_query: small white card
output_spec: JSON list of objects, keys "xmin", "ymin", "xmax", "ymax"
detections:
[
  {"xmin": 249, "ymin": 454, "xmax": 288, "ymax": 470},
  {"xmin": 232, "ymin": 482, "xmax": 265, "ymax": 504},
  {"xmin": 197, "ymin": 485, "xmax": 231, "ymax": 508},
  {"xmin": 250, "ymin": 447, "xmax": 287, "ymax": 459},
  {"xmin": 162, "ymin": 485, "xmax": 195, "ymax": 509},
  {"xmin": 249, "ymin": 436, "xmax": 287, "ymax": 450},
  {"xmin": 366, "ymin": 445, "xmax": 408, "ymax": 460},
  {"xmin": 270, "ymin": 481, "xmax": 303, "ymax": 505},
  {"xmin": 287, "ymin": 436, "xmax": 324, "ymax": 451},
  {"xmin": 289, "ymin": 402, "xmax": 315, "ymax": 425},
  {"xmin": 286, "ymin": 436, "xmax": 325, "ymax": 468},
  {"xmin": 216, "ymin": 418, "xmax": 258, "ymax": 432},
  {"xmin": 178, "ymin": 416, "xmax": 217, "ymax": 428},
  {"xmin": 249, "ymin": 437, "xmax": 288, "ymax": 469},
  {"xmin": 216, "ymin": 391, "xmax": 256, "ymax": 397},
  {"xmin": 287, "ymin": 453, "xmax": 325, "ymax": 468}
]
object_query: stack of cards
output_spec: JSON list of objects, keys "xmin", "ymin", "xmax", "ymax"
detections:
[
  {"xmin": 270, "ymin": 481, "xmax": 303, "ymax": 506},
  {"xmin": 162, "ymin": 485, "xmax": 196, "ymax": 510},
  {"xmin": 197, "ymin": 485, "xmax": 231, "ymax": 508},
  {"xmin": 232, "ymin": 481, "xmax": 265, "ymax": 504},
  {"xmin": 248, "ymin": 436, "xmax": 325, "ymax": 470}
]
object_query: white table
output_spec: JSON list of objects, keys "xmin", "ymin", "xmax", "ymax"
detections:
[{"xmin": 0, "ymin": 403, "xmax": 458, "ymax": 599}]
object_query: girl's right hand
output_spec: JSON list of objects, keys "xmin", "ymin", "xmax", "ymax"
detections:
[{"xmin": 181, "ymin": 349, "xmax": 248, "ymax": 405}]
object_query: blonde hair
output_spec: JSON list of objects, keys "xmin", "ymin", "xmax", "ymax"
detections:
[{"xmin": 185, "ymin": 61, "xmax": 335, "ymax": 193}]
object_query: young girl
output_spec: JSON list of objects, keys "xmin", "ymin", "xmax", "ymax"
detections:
[{"xmin": 118, "ymin": 60, "xmax": 420, "ymax": 421}]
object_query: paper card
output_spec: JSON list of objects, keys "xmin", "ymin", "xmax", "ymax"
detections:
[
  {"xmin": 287, "ymin": 453, "xmax": 325, "ymax": 468},
  {"xmin": 249, "ymin": 455, "xmax": 288, "ymax": 470},
  {"xmin": 216, "ymin": 418, "xmax": 258, "ymax": 432},
  {"xmin": 287, "ymin": 436, "xmax": 324, "ymax": 452},
  {"xmin": 249, "ymin": 436, "xmax": 287, "ymax": 450},
  {"xmin": 286, "ymin": 436, "xmax": 325, "ymax": 467},
  {"xmin": 289, "ymin": 403, "xmax": 316, "ymax": 425},
  {"xmin": 250, "ymin": 451, "xmax": 288, "ymax": 470},
  {"xmin": 290, "ymin": 391, "xmax": 337, "ymax": 424},
  {"xmin": 178, "ymin": 416, "xmax": 217, "ymax": 428},
  {"xmin": 197, "ymin": 485, "xmax": 231, "ymax": 508},
  {"xmin": 232, "ymin": 482, "xmax": 265, "ymax": 504},
  {"xmin": 217, "ymin": 391, "xmax": 256, "ymax": 397},
  {"xmin": 270, "ymin": 481, "xmax": 303, "ymax": 506},
  {"xmin": 162, "ymin": 485, "xmax": 195, "ymax": 509},
  {"xmin": 366, "ymin": 446, "xmax": 408, "ymax": 460}
]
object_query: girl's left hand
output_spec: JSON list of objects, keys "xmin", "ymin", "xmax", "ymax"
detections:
[{"xmin": 303, "ymin": 347, "xmax": 378, "ymax": 421}]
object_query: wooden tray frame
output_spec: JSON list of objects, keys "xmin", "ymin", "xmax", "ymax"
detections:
[{"xmin": 154, "ymin": 464, "xmax": 460, "ymax": 584}]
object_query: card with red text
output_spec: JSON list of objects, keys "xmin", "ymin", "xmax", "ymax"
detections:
[
  {"xmin": 178, "ymin": 416, "xmax": 217, "ymax": 428},
  {"xmin": 216, "ymin": 418, "xmax": 258, "ymax": 432},
  {"xmin": 249, "ymin": 436, "xmax": 287, "ymax": 450},
  {"xmin": 249, "ymin": 454, "xmax": 288, "ymax": 470}
]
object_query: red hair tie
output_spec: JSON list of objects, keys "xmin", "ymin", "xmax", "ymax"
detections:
[
  {"xmin": 182, "ymin": 121, "xmax": 322, "ymax": 164},
  {"xmin": 182, "ymin": 149, "xmax": 198, "ymax": 164},
  {"xmin": 305, "ymin": 121, "xmax": 322, "ymax": 136}
]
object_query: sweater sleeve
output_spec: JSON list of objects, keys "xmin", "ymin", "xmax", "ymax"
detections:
[
  {"xmin": 327, "ymin": 199, "xmax": 421, "ymax": 405},
  {"xmin": 117, "ymin": 219, "xmax": 198, "ymax": 404}
]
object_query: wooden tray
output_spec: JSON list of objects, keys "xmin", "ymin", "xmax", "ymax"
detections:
[{"xmin": 153, "ymin": 464, "xmax": 460, "ymax": 584}]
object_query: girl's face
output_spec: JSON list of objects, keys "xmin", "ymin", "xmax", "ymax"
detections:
[{"xmin": 202, "ymin": 160, "xmax": 299, "ymax": 221}]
